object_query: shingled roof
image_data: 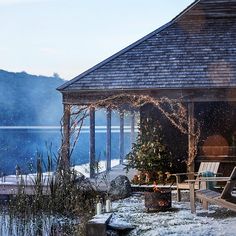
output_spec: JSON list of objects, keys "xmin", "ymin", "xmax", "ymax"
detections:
[{"xmin": 58, "ymin": 0, "xmax": 236, "ymax": 92}]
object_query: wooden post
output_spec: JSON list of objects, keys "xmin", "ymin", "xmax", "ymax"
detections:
[
  {"xmin": 61, "ymin": 104, "xmax": 70, "ymax": 170},
  {"xmin": 119, "ymin": 110, "xmax": 124, "ymax": 164},
  {"xmin": 130, "ymin": 111, "xmax": 135, "ymax": 145},
  {"xmin": 106, "ymin": 108, "xmax": 111, "ymax": 171},
  {"xmin": 90, "ymin": 107, "xmax": 96, "ymax": 178},
  {"xmin": 202, "ymin": 200, "xmax": 209, "ymax": 210},
  {"xmin": 189, "ymin": 181, "xmax": 196, "ymax": 213},
  {"xmin": 188, "ymin": 102, "xmax": 195, "ymax": 175}
]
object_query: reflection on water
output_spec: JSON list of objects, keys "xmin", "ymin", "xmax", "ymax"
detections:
[
  {"xmin": 0, "ymin": 127, "xmax": 133, "ymax": 175},
  {"xmin": 0, "ymin": 213, "xmax": 81, "ymax": 236}
]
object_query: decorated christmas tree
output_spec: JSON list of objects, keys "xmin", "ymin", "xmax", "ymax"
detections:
[{"xmin": 126, "ymin": 116, "xmax": 173, "ymax": 184}]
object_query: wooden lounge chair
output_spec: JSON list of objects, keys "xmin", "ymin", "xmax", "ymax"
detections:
[
  {"xmin": 174, "ymin": 162, "xmax": 220, "ymax": 201},
  {"xmin": 196, "ymin": 166, "xmax": 236, "ymax": 212},
  {"xmin": 188, "ymin": 166, "xmax": 236, "ymax": 213}
]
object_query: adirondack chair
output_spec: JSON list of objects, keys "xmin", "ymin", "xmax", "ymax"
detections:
[
  {"xmin": 174, "ymin": 162, "xmax": 220, "ymax": 202},
  {"xmin": 190, "ymin": 166, "xmax": 236, "ymax": 213}
]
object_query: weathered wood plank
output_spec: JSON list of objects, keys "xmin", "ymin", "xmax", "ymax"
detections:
[
  {"xmin": 197, "ymin": 155, "xmax": 236, "ymax": 163},
  {"xmin": 130, "ymin": 110, "xmax": 135, "ymax": 145},
  {"xmin": 61, "ymin": 104, "xmax": 71, "ymax": 169},
  {"xmin": 188, "ymin": 102, "xmax": 195, "ymax": 174},
  {"xmin": 0, "ymin": 181, "xmax": 51, "ymax": 195},
  {"xmin": 106, "ymin": 108, "xmax": 111, "ymax": 171},
  {"xmin": 189, "ymin": 182, "xmax": 196, "ymax": 213},
  {"xmin": 221, "ymin": 167, "xmax": 236, "ymax": 199},
  {"xmin": 62, "ymin": 89, "xmax": 236, "ymax": 105},
  {"xmin": 196, "ymin": 189, "xmax": 221, "ymax": 199},
  {"xmin": 90, "ymin": 107, "xmax": 96, "ymax": 178},
  {"xmin": 214, "ymin": 198, "xmax": 236, "ymax": 212},
  {"xmin": 119, "ymin": 110, "xmax": 124, "ymax": 164}
]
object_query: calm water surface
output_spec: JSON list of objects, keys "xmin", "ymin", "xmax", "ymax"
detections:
[{"xmin": 0, "ymin": 126, "xmax": 132, "ymax": 175}]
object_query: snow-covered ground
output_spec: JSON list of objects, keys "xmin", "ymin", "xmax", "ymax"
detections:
[
  {"xmin": 72, "ymin": 159, "xmax": 120, "ymax": 177},
  {"xmin": 111, "ymin": 193, "xmax": 236, "ymax": 236}
]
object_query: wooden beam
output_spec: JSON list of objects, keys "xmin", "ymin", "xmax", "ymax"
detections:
[
  {"xmin": 130, "ymin": 111, "xmax": 135, "ymax": 145},
  {"xmin": 62, "ymin": 88, "xmax": 236, "ymax": 105},
  {"xmin": 61, "ymin": 104, "xmax": 70, "ymax": 169},
  {"xmin": 119, "ymin": 110, "xmax": 124, "ymax": 164},
  {"xmin": 90, "ymin": 107, "xmax": 96, "ymax": 178},
  {"xmin": 106, "ymin": 108, "xmax": 111, "ymax": 171},
  {"xmin": 188, "ymin": 102, "xmax": 195, "ymax": 175}
]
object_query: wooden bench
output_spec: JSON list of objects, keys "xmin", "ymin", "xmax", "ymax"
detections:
[
  {"xmin": 86, "ymin": 213, "xmax": 112, "ymax": 236},
  {"xmin": 188, "ymin": 166, "xmax": 236, "ymax": 213},
  {"xmin": 173, "ymin": 162, "xmax": 220, "ymax": 201}
]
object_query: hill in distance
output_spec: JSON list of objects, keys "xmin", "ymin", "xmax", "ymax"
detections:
[{"xmin": 0, "ymin": 70, "xmax": 64, "ymax": 126}]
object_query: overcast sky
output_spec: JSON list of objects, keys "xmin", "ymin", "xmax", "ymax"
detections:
[{"xmin": 0, "ymin": 0, "xmax": 194, "ymax": 80}]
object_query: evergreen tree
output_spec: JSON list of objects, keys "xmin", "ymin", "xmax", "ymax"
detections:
[{"xmin": 126, "ymin": 117, "xmax": 172, "ymax": 182}]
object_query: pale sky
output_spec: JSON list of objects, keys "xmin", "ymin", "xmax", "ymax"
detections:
[{"xmin": 0, "ymin": 0, "xmax": 194, "ymax": 80}]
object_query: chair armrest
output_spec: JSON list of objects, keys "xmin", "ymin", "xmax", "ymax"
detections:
[
  {"xmin": 215, "ymin": 173, "xmax": 223, "ymax": 177},
  {"xmin": 172, "ymin": 172, "xmax": 198, "ymax": 185},
  {"xmin": 198, "ymin": 177, "xmax": 229, "ymax": 182},
  {"xmin": 186, "ymin": 177, "xmax": 229, "ymax": 185},
  {"xmin": 171, "ymin": 172, "xmax": 198, "ymax": 177}
]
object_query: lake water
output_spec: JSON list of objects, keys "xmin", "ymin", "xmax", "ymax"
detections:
[
  {"xmin": 0, "ymin": 214, "xmax": 79, "ymax": 236},
  {"xmin": 0, "ymin": 126, "xmax": 133, "ymax": 175}
]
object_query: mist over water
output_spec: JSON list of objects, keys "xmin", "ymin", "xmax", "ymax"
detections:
[
  {"xmin": 0, "ymin": 70, "xmax": 136, "ymax": 175},
  {"xmin": 0, "ymin": 70, "xmax": 64, "ymax": 126},
  {"xmin": 0, "ymin": 127, "xmax": 132, "ymax": 175}
]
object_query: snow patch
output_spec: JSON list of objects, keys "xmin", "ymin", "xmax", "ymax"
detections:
[{"xmin": 111, "ymin": 195, "xmax": 236, "ymax": 236}]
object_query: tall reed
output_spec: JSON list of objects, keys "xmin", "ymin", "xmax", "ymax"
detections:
[{"xmin": 4, "ymin": 152, "xmax": 99, "ymax": 235}]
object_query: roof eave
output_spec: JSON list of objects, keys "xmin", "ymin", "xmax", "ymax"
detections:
[
  {"xmin": 59, "ymin": 85, "xmax": 236, "ymax": 94},
  {"xmin": 57, "ymin": 1, "xmax": 201, "ymax": 92}
]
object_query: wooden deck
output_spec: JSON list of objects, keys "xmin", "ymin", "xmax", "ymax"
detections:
[
  {"xmin": 0, "ymin": 164, "xmax": 137, "ymax": 195},
  {"xmin": 0, "ymin": 173, "xmax": 52, "ymax": 195}
]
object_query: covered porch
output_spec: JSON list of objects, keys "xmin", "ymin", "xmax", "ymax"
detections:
[
  {"xmin": 57, "ymin": 0, "xmax": 236, "ymax": 178},
  {"xmin": 58, "ymin": 88, "xmax": 236, "ymax": 178}
]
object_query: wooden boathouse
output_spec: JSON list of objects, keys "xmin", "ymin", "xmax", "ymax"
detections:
[{"xmin": 58, "ymin": 0, "xmax": 236, "ymax": 177}]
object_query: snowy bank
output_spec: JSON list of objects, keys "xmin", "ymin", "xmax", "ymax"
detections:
[{"xmin": 111, "ymin": 194, "xmax": 236, "ymax": 236}]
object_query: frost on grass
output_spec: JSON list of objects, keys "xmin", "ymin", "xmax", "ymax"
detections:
[{"xmin": 111, "ymin": 194, "xmax": 236, "ymax": 236}]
